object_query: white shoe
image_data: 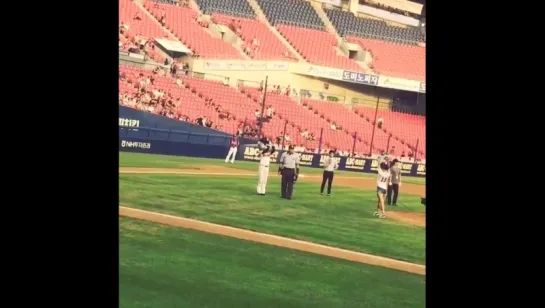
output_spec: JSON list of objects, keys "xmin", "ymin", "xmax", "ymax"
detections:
[
  {"xmin": 230, "ymin": 161, "xmax": 234, "ymax": 164},
  {"xmin": 379, "ymin": 214, "xmax": 387, "ymax": 219},
  {"xmin": 373, "ymin": 211, "xmax": 379, "ymax": 217}
]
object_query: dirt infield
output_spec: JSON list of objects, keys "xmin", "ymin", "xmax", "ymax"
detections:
[
  {"xmin": 120, "ymin": 166, "xmax": 426, "ymax": 227},
  {"xmin": 120, "ymin": 206, "xmax": 425, "ymax": 275}
]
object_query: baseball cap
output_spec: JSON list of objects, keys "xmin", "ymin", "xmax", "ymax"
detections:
[
  {"xmin": 288, "ymin": 145, "xmax": 295, "ymax": 150},
  {"xmin": 392, "ymin": 159, "xmax": 399, "ymax": 164}
]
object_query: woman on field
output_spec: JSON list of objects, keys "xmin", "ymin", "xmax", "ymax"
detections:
[{"xmin": 374, "ymin": 156, "xmax": 391, "ymax": 219}]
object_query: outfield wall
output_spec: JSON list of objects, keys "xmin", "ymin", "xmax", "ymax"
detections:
[{"xmin": 119, "ymin": 132, "xmax": 426, "ymax": 177}]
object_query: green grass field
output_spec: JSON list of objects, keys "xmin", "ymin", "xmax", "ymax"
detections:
[
  {"xmin": 119, "ymin": 152, "xmax": 426, "ymax": 185},
  {"xmin": 119, "ymin": 152, "xmax": 426, "ymax": 264},
  {"xmin": 120, "ymin": 217, "xmax": 425, "ymax": 308}
]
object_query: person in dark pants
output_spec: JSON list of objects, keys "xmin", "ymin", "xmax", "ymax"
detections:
[
  {"xmin": 320, "ymin": 150, "xmax": 338, "ymax": 196},
  {"xmin": 387, "ymin": 159, "xmax": 402, "ymax": 206},
  {"xmin": 278, "ymin": 145, "xmax": 300, "ymax": 200}
]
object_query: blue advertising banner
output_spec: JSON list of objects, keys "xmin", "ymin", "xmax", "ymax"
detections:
[
  {"xmin": 240, "ymin": 146, "xmax": 425, "ymax": 177},
  {"xmin": 341, "ymin": 71, "xmax": 379, "ymax": 86},
  {"xmin": 118, "ymin": 139, "xmax": 426, "ymax": 178}
]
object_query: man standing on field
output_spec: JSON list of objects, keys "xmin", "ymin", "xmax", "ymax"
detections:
[
  {"xmin": 387, "ymin": 159, "xmax": 402, "ymax": 206},
  {"xmin": 257, "ymin": 146, "xmax": 275, "ymax": 195},
  {"xmin": 224, "ymin": 134, "xmax": 239, "ymax": 164}
]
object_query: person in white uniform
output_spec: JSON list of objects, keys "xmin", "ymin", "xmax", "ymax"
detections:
[
  {"xmin": 257, "ymin": 146, "xmax": 275, "ymax": 195},
  {"xmin": 374, "ymin": 156, "xmax": 391, "ymax": 219},
  {"xmin": 224, "ymin": 134, "xmax": 239, "ymax": 163}
]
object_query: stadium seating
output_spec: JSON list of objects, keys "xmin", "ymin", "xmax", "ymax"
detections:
[
  {"xmin": 118, "ymin": 0, "xmax": 426, "ymax": 157},
  {"xmin": 276, "ymin": 25, "xmax": 362, "ymax": 70},
  {"xmin": 346, "ymin": 37, "xmax": 425, "ymax": 81},
  {"xmin": 120, "ymin": 65, "xmax": 244, "ymax": 134},
  {"xmin": 353, "ymin": 105, "xmax": 425, "ymax": 155},
  {"xmin": 256, "ymin": 0, "xmax": 324, "ymax": 30},
  {"xmin": 239, "ymin": 86, "xmax": 367, "ymax": 151},
  {"xmin": 211, "ymin": 14, "xmax": 297, "ymax": 61},
  {"xmin": 194, "ymin": 0, "xmax": 255, "ymax": 18},
  {"xmin": 143, "ymin": 1, "xmax": 244, "ymax": 59},
  {"xmin": 325, "ymin": 8, "xmax": 424, "ymax": 44},
  {"xmin": 119, "ymin": 0, "xmax": 172, "ymax": 63}
]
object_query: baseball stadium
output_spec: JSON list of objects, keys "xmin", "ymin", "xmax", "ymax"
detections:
[{"xmin": 119, "ymin": 0, "xmax": 426, "ymax": 307}]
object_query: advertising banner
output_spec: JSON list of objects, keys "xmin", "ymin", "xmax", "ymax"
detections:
[
  {"xmin": 378, "ymin": 76, "xmax": 423, "ymax": 92},
  {"xmin": 203, "ymin": 60, "xmax": 289, "ymax": 71},
  {"xmin": 342, "ymin": 71, "xmax": 379, "ymax": 86}
]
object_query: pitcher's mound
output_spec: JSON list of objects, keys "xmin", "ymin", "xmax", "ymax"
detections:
[{"xmin": 388, "ymin": 211, "xmax": 426, "ymax": 227}]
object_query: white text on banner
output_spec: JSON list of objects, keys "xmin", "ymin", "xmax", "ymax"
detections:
[
  {"xmin": 301, "ymin": 64, "xmax": 344, "ymax": 80},
  {"xmin": 378, "ymin": 76, "xmax": 423, "ymax": 92},
  {"xmin": 203, "ymin": 60, "xmax": 289, "ymax": 71}
]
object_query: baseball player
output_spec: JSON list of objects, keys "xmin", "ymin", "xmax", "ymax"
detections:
[
  {"xmin": 374, "ymin": 156, "xmax": 390, "ymax": 219},
  {"xmin": 256, "ymin": 145, "xmax": 275, "ymax": 195},
  {"xmin": 278, "ymin": 145, "xmax": 300, "ymax": 200},
  {"xmin": 224, "ymin": 134, "xmax": 239, "ymax": 164}
]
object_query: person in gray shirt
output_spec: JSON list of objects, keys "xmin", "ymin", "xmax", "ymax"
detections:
[
  {"xmin": 387, "ymin": 159, "xmax": 402, "ymax": 206},
  {"xmin": 278, "ymin": 145, "xmax": 300, "ymax": 200}
]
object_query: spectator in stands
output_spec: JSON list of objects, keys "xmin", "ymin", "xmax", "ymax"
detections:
[
  {"xmin": 259, "ymin": 81, "xmax": 264, "ymax": 91},
  {"xmin": 330, "ymin": 123, "xmax": 337, "ymax": 131},
  {"xmin": 195, "ymin": 116, "xmax": 204, "ymax": 126},
  {"xmin": 401, "ymin": 150, "xmax": 406, "ymax": 158},
  {"xmin": 206, "ymin": 120, "xmax": 213, "ymax": 128},
  {"xmin": 133, "ymin": 11, "xmax": 141, "ymax": 21},
  {"xmin": 284, "ymin": 85, "xmax": 291, "ymax": 96},
  {"xmin": 284, "ymin": 133, "xmax": 291, "ymax": 143},
  {"xmin": 266, "ymin": 106, "xmax": 274, "ymax": 119},
  {"xmin": 243, "ymin": 44, "xmax": 251, "ymax": 57},
  {"xmin": 120, "ymin": 22, "xmax": 129, "ymax": 35},
  {"xmin": 175, "ymin": 76, "xmax": 183, "ymax": 87},
  {"xmin": 301, "ymin": 129, "xmax": 310, "ymax": 139},
  {"xmin": 182, "ymin": 62, "xmax": 189, "ymax": 72},
  {"xmin": 275, "ymin": 85, "xmax": 281, "ymax": 94},
  {"xmin": 170, "ymin": 62, "xmax": 177, "ymax": 76},
  {"xmin": 254, "ymin": 109, "xmax": 261, "ymax": 119},
  {"xmin": 252, "ymin": 36, "xmax": 260, "ymax": 48},
  {"xmin": 158, "ymin": 10, "xmax": 166, "ymax": 26},
  {"xmin": 196, "ymin": 14, "xmax": 207, "ymax": 27},
  {"xmin": 377, "ymin": 117, "xmax": 384, "ymax": 129},
  {"xmin": 390, "ymin": 146, "xmax": 395, "ymax": 155},
  {"xmin": 408, "ymin": 150, "xmax": 414, "ymax": 160}
]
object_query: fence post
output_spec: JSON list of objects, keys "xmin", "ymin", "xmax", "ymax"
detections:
[
  {"xmin": 257, "ymin": 76, "xmax": 269, "ymax": 138},
  {"xmin": 368, "ymin": 91, "xmax": 380, "ymax": 155},
  {"xmin": 281, "ymin": 120, "xmax": 288, "ymax": 150},
  {"xmin": 414, "ymin": 138, "xmax": 420, "ymax": 162},
  {"xmin": 352, "ymin": 132, "xmax": 358, "ymax": 153},
  {"xmin": 386, "ymin": 134, "xmax": 391, "ymax": 154},
  {"xmin": 318, "ymin": 127, "xmax": 324, "ymax": 152}
]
